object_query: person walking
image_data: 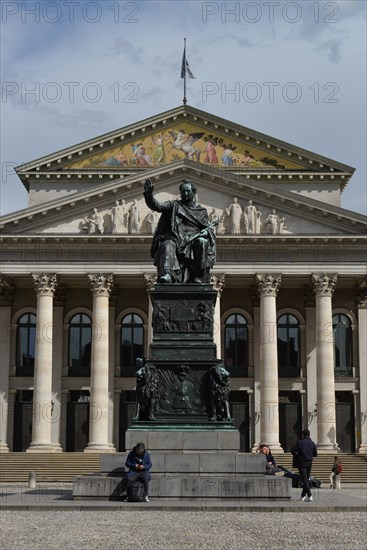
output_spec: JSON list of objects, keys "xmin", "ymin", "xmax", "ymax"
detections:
[
  {"xmin": 329, "ymin": 456, "xmax": 342, "ymax": 490},
  {"xmin": 125, "ymin": 442, "xmax": 152, "ymax": 502},
  {"xmin": 291, "ymin": 429, "xmax": 317, "ymax": 502}
]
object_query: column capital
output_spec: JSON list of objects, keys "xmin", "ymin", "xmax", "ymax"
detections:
[
  {"xmin": 0, "ymin": 274, "xmax": 14, "ymax": 306},
  {"xmin": 311, "ymin": 273, "xmax": 337, "ymax": 297},
  {"xmin": 88, "ymin": 273, "xmax": 113, "ymax": 297},
  {"xmin": 32, "ymin": 273, "xmax": 58, "ymax": 296},
  {"xmin": 143, "ymin": 272, "xmax": 157, "ymax": 291},
  {"xmin": 255, "ymin": 273, "xmax": 281, "ymax": 296},
  {"xmin": 356, "ymin": 277, "xmax": 367, "ymax": 309},
  {"xmin": 210, "ymin": 273, "xmax": 225, "ymax": 297}
]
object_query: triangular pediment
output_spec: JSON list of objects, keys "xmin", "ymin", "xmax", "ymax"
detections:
[
  {"xmin": 2, "ymin": 160, "xmax": 366, "ymax": 238},
  {"xmin": 15, "ymin": 105, "xmax": 355, "ymax": 189}
]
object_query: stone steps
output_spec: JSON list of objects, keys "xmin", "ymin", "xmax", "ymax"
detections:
[
  {"xmin": 272, "ymin": 453, "xmax": 367, "ymax": 484},
  {"xmin": 0, "ymin": 453, "xmax": 100, "ymax": 483},
  {"xmin": 0, "ymin": 452, "xmax": 365, "ymax": 484}
]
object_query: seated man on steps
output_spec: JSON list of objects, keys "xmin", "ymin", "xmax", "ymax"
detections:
[{"xmin": 125, "ymin": 442, "xmax": 152, "ymax": 502}]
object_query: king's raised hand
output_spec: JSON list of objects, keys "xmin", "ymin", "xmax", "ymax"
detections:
[{"xmin": 144, "ymin": 178, "xmax": 154, "ymax": 194}]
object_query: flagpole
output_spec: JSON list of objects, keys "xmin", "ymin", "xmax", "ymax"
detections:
[{"xmin": 183, "ymin": 37, "xmax": 187, "ymax": 105}]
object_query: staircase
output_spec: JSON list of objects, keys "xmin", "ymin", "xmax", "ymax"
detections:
[
  {"xmin": 0, "ymin": 452, "xmax": 366, "ymax": 484},
  {"xmin": 0, "ymin": 453, "xmax": 101, "ymax": 483},
  {"xmin": 272, "ymin": 453, "xmax": 367, "ymax": 484}
]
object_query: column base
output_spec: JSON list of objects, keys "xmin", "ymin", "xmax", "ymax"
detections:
[
  {"xmin": 84, "ymin": 443, "xmax": 116, "ymax": 453},
  {"xmin": 26, "ymin": 443, "xmax": 60, "ymax": 453},
  {"xmin": 267, "ymin": 443, "xmax": 284, "ymax": 453},
  {"xmin": 358, "ymin": 443, "xmax": 367, "ymax": 454},
  {"xmin": 0, "ymin": 444, "xmax": 10, "ymax": 453},
  {"xmin": 316, "ymin": 444, "xmax": 340, "ymax": 454}
]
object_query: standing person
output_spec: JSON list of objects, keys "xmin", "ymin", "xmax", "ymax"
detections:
[
  {"xmin": 125, "ymin": 442, "xmax": 152, "ymax": 502},
  {"xmin": 329, "ymin": 456, "xmax": 342, "ymax": 490},
  {"xmin": 291, "ymin": 429, "xmax": 317, "ymax": 502}
]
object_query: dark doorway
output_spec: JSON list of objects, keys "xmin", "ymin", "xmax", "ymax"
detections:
[
  {"xmin": 230, "ymin": 391, "xmax": 249, "ymax": 452},
  {"xmin": 66, "ymin": 391, "xmax": 90, "ymax": 452},
  {"xmin": 119, "ymin": 391, "xmax": 136, "ymax": 451},
  {"xmin": 279, "ymin": 391, "xmax": 302, "ymax": 452},
  {"xmin": 336, "ymin": 392, "xmax": 355, "ymax": 452},
  {"xmin": 13, "ymin": 391, "xmax": 33, "ymax": 451}
]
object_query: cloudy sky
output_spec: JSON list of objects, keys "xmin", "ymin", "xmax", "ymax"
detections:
[{"xmin": 1, "ymin": 0, "xmax": 366, "ymax": 215}]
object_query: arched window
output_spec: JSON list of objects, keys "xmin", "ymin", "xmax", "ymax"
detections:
[
  {"xmin": 121, "ymin": 313, "xmax": 144, "ymax": 374},
  {"xmin": 277, "ymin": 314, "xmax": 300, "ymax": 377},
  {"xmin": 224, "ymin": 313, "xmax": 248, "ymax": 375},
  {"xmin": 69, "ymin": 313, "xmax": 92, "ymax": 376},
  {"xmin": 333, "ymin": 314, "xmax": 353, "ymax": 377},
  {"xmin": 16, "ymin": 313, "xmax": 36, "ymax": 376}
]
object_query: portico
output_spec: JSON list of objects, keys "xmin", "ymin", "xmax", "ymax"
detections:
[{"xmin": 0, "ymin": 104, "xmax": 366, "ymax": 455}]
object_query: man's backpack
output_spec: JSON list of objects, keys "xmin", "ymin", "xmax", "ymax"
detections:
[
  {"xmin": 128, "ymin": 479, "xmax": 145, "ymax": 502},
  {"xmin": 337, "ymin": 462, "xmax": 343, "ymax": 474}
]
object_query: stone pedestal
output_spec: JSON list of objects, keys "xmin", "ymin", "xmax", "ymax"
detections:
[
  {"xmin": 73, "ymin": 452, "xmax": 291, "ymax": 501},
  {"xmin": 133, "ymin": 283, "xmax": 232, "ymax": 425}
]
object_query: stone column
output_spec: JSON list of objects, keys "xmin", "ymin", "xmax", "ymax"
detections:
[
  {"xmin": 144, "ymin": 273, "xmax": 157, "ymax": 349},
  {"xmin": 85, "ymin": 273, "xmax": 115, "ymax": 452},
  {"xmin": 108, "ymin": 288, "xmax": 117, "ymax": 448},
  {"xmin": 311, "ymin": 273, "xmax": 339, "ymax": 452},
  {"xmin": 113, "ymin": 389, "xmax": 121, "ymax": 452},
  {"xmin": 250, "ymin": 287, "xmax": 261, "ymax": 451},
  {"xmin": 0, "ymin": 275, "xmax": 14, "ymax": 452},
  {"xmin": 304, "ymin": 287, "xmax": 318, "ymax": 442},
  {"xmin": 51, "ymin": 287, "xmax": 65, "ymax": 451},
  {"xmin": 256, "ymin": 273, "xmax": 283, "ymax": 451},
  {"xmin": 356, "ymin": 284, "xmax": 367, "ymax": 453},
  {"xmin": 211, "ymin": 273, "xmax": 225, "ymax": 358},
  {"xmin": 28, "ymin": 273, "xmax": 59, "ymax": 452}
]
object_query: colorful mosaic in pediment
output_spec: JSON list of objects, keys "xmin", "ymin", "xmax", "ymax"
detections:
[{"xmin": 64, "ymin": 123, "xmax": 304, "ymax": 170}]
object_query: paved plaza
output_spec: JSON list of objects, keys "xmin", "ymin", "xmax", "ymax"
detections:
[
  {"xmin": 1, "ymin": 509, "xmax": 366, "ymax": 550},
  {"xmin": 0, "ymin": 485, "xmax": 366, "ymax": 549}
]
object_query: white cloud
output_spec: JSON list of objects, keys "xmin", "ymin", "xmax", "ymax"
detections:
[{"xmin": 0, "ymin": 0, "xmax": 366, "ymax": 216}]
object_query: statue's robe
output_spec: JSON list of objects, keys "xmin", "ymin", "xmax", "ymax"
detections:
[{"xmin": 144, "ymin": 192, "xmax": 216, "ymax": 279}]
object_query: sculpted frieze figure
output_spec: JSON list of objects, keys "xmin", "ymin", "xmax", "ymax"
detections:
[
  {"xmin": 243, "ymin": 200, "xmax": 262, "ymax": 235},
  {"xmin": 111, "ymin": 199, "xmax": 128, "ymax": 234},
  {"xmin": 144, "ymin": 178, "xmax": 216, "ymax": 283},
  {"xmin": 82, "ymin": 208, "xmax": 104, "ymax": 234},
  {"xmin": 225, "ymin": 197, "xmax": 242, "ymax": 234},
  {"xmin": 128, "ymin": 200, "xmax": 141, "ymax": 234},
  {"xmin": 265, "ymin": 209, "xmax": 286, "ymax": 235},
  {"xmin": 146, "ymin": 211, "xmax": 160, "ymax": 235}
]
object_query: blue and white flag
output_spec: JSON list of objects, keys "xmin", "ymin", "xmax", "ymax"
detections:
[{"xmin": 181, "ymin": 46, "xmax": 195, "ymax": 79}]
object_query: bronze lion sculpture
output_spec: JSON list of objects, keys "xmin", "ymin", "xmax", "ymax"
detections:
[
  {"xmin": 133, "ymin": 363, "xmax": 160, "ymax": 421},
  {"xmin": 208, "ymin": 364, "xmax": 231, "ymax": 421}
]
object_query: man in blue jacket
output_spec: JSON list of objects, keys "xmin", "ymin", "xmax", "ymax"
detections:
[
  {"xmin": 125, "ymin": 442, "xmax": 152, "ymax": 502},
  {"xmin": 291, "ymin": 429, "xmax": 317, "ymax": 502}
]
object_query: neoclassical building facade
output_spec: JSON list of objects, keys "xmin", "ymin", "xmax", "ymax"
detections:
[{"xmin": 0, "ymin": 105, "xmax": 366, "ymax": 454}]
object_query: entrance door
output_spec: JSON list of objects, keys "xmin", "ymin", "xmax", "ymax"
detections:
[
  {"xmin": 13, "ymin": 391, "xmax": 33, "ymax": 452},
  {"xmin": 336, "ymin": 400, "xmax": 355, "ymax": 453},
  {"xmin": 230, "ymin": 392, "xmax": 249, "ymax": 452},
  {"xmin": 13, "ymin": 403, "xmax": 33, "ymax": 451},
  {"xmin": 279, "ymin": 392, "xmax": 302, "ymax": 451},
  {"xmin": 66, "ymin": 403, "xmax": 89, "ymax": 451}
]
